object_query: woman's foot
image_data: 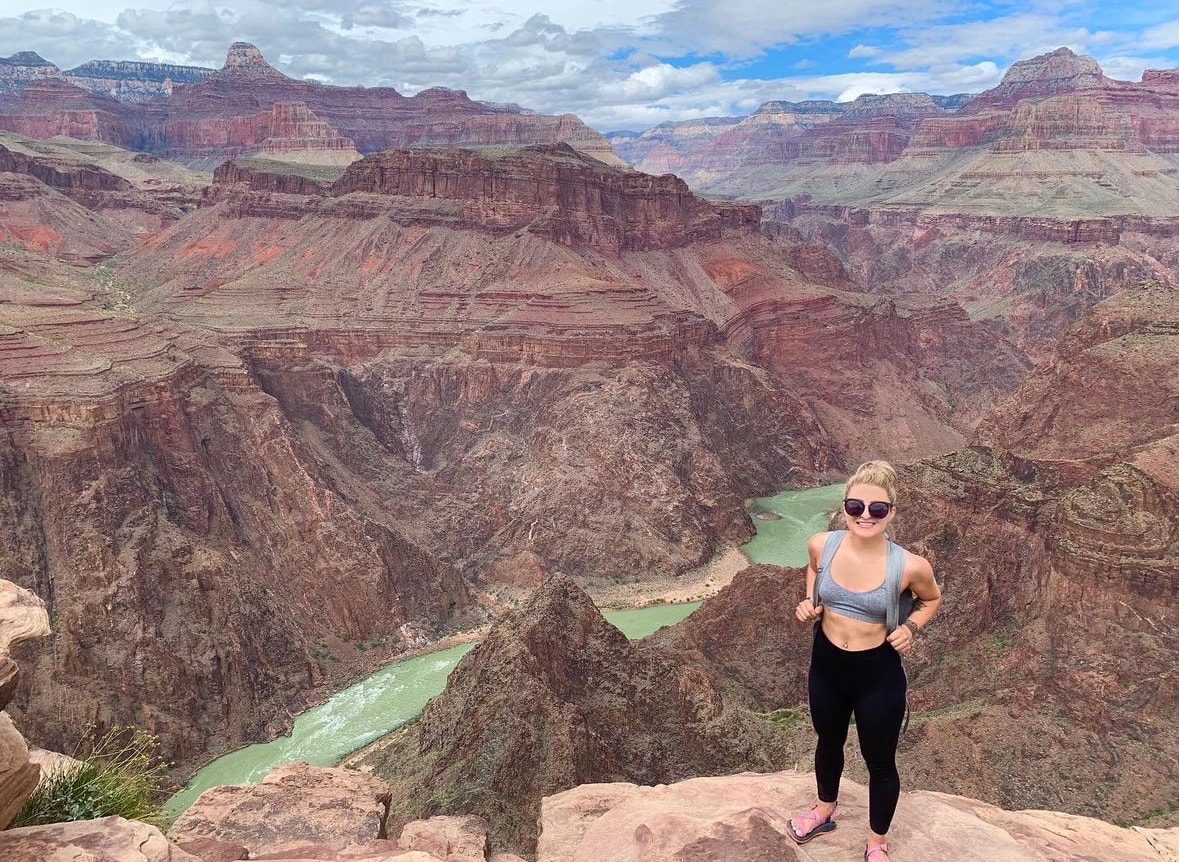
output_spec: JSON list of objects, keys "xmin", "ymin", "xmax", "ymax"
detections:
[
  {"xmin": 786, "ymin": 801, "xmax": 836, "ymax": 844},
  {"xmin": 864, "ymin": 840, "xmax": 890, "ymax": 861}
]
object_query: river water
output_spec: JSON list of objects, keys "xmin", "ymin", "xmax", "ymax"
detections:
[{"xmin": 167, "ymin": 483, "xmax": 842, "ymax": 815}]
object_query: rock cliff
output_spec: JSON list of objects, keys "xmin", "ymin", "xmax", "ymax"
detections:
[
  {"xmin": 0, "ymin": 251, "xmax": 471, "ymax": 774},
  {"xmin": 0, "ymin": 43, "xmax": 622, "ymax": 169},
  {"xmin": 892, "ymin": 285, "xmax": 1177, "ymax": 822},
  {"xmin": 65, "ymin": 59, "xmax": 215, "ymax": 102},
  {"xmin": 0, "ymin": 51, "xmax": 58, "ymax": 97},
  {"xmin": 612, "ymin": 48, "xmax": 1179, "ymax": 356},
  {"xmin": 353, "ymin": 574, "xmax": 791, "ymax": 851},
  {"xmin": 340, "ymin": 287, "xmax": 1176, "ymax": 855}
]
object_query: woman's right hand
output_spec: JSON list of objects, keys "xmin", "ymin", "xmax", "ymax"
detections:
[{"xmin": 795, "ymin": 597, "xmax": 824, "ymax": 622}]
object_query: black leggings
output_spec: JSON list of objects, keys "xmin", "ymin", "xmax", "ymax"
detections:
[{"xmin": 809, "ymin": 625, "xmax": 907, "ymax": 835}]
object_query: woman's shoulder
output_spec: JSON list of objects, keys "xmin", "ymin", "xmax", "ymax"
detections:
[
  {"xmin": 896, "ymin": 543, "xmax": 934, "ymax": 578},
  {"xmin": 808, "ymin": 530, "xmax": 835, "ymax": 548}
]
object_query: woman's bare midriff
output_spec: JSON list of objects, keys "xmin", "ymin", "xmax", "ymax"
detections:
[{"xmin": 821, "ymin": 610, "xmax": 889, "ymax": 651}]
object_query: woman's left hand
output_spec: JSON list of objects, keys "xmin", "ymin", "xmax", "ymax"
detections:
[{"xmin": 886, "ymin": 625, "xmax": 915, "ymax": 653}]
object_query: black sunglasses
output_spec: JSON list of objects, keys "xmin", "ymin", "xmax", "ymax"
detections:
[{"xmin": 844, "ymin": 498, "xmax": 893, "ymax": 519}]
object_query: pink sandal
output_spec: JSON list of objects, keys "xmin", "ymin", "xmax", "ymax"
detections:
[
  {"xmin": 865, "ymin": 840, "xmax": 890, "ymax": 861},
  {"xmin": 785, "ymin": 802, "xmax": 836, "ymax": 844}
]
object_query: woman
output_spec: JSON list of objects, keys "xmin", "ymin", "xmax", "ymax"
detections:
[{"xmin": 787, "ymin": 460, "xmax": 942, "ymax": 862}]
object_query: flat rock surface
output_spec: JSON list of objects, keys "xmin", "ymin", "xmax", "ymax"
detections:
[
  {"xmin": 170, "ymin": 762, "xmax": 393, "ymax": 851},
  {"xmin": 538, "ymin": 771, "xmax": 1179, "ymax": 862},
  {"xmin": 0, "ymin": 815, "xmax": 202, "ymax": 861}
]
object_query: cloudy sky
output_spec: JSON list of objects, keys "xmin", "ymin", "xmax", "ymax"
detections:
[{"xmin": 3, "ymin": 1, "xmax": 1178, "ymax": 131}]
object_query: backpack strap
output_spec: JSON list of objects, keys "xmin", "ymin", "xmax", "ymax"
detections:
[
  {"xmin": 885, "ymin": 541, "xmax": 907, "ymax": 632},
  {"xmin": 814, "ymin": 530, "xmax": 846, "ymax": 608}
]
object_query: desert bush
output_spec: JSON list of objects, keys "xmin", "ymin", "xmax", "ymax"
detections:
[{"xmin": 8, "ymin": 726, "xmax": 171, "ymax": 829}]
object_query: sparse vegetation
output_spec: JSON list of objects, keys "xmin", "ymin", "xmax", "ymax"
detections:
[
  {"xmin": 9, "ymin": 726, "xmax": 172, "ymax": 829},
  {"xmin": 764, "ymin": 704, "xmax": 807, "ymax": 728}
]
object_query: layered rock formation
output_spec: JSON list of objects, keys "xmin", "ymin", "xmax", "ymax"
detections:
[
  {"xmin": 0, "ymin": 78, "xmax": 139, "ymax": 150},
  {"xmin": 0, "ymin": 247, "xmax": 471, "ymax": 774},
  {"xmin": 64, "ymin": 59, "xmax": 215, "ymax": 102},
  {"xmin": 609, "ymin": 93, "xmax": 971, "ymax": 180},
  {"xmin": 353, "ymin": 575, "xmax": 790, "ymax": 851},
  {"xmin": 0, "ymin": 132, "xmax": 208, "ymax": 236},
  {"xmin": 0, "ymin": 43, "xmax": 621, "ymax": 169},
  {"xmin": 894, "ymin": 285, "xmax": 1177, "ymax": 821},
  {"xmin": 614, "ymin": 49, "xmax": 1179, "ymax": 354},
  {"xmin": 339, "ymin": 288, "xmax": 1176, "ymax": 854},
  {"xmin": 0, "ymin": 51, "xmax": 58, "ymax": 97}
]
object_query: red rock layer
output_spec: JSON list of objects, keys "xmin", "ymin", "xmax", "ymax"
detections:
[
  {"xmin": 329, "ymin": 145, "xmax": 760, "ymax": 253},
  {"xmin": 156, "ymin": 101, "xmax": 357, "ymax": 163},
  {"xmin": 0, "ymin": 43, "xmax": 620, "ymax": 168},
  {"xmin": 0, "ymin": 170, "xmax": 134, "ymax": 262},
  {"xmin": 0, "ymin": 264, "xmax": 470, "ymax": 774},
  {"xmin": 0, "ymin": 79, "xmax": 138, "ymax": 150}
]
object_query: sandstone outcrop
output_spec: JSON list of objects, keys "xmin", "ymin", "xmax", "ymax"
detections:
[
  {"xmin": 170, "ymin": 761, "xmax": 532, "ymax": 861},
  {"xmin": 328, "ymin": 145, "xmax": 759, "ymax": 254},
  {"xmin": 0, "ymin": 816, "xmax": 204, "ymax": 861},
  {"xmin": 171, "ymin": 762, "xmax": 393, "ymax": 850},
  {"xmin": 538, "ymin": 772, "xmax": 1178, "ymax": 862},
  {"xmin": 354, "ymin": 574, "xmax": 790, "ymax": 852},
  {"xmin": 0, "ymin": 579, "xmax": 50, "ymax": 830}
]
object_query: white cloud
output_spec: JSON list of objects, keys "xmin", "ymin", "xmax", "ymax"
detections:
[
  {"xmin": 1138, "ymin": 20, "xmax": 1179, "ymax": 51},
  {"xmin": 0, "ymin": 1, "xmax": 1176, "ymax": 134}
]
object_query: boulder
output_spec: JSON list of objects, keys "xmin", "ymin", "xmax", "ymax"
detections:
[
  {"xmin": 0, "ymin": 579, "xmax": 50, "ymax": 656},
  {"xmin": 398, "ymin": 815, "xmax": 490, "ymax": 861}
]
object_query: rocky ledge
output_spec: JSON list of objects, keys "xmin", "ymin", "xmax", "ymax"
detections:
[
  {"xmin": 213, "ymin": 143, "xmax": 762, "ymax": 254},
  {"xmin": 7, "ymin": 762, "xmax": 1176, "ymax": 861}
]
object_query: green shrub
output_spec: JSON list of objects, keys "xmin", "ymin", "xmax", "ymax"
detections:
[{"xmin": 9, "ymin": 726, "xmax": 171, "ymax": 829}]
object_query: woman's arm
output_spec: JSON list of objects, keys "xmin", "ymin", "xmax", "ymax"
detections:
[
  {"xmin": 795, "ymin": 532, "xmax": 827, "ymax": 622},
  {"xmin": 886, "ymin": 555, "xmax": 941, "ymax": 652}
]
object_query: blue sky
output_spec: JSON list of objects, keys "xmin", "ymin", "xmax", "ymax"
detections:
[{"xmin": 2, "ymin": 1, "xmax": 1178, "ymax": 131}]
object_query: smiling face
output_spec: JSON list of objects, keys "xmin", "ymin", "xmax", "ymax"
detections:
[{"xmin": 843, "ymin": 482, "xmax": 896, "ymax": 539}]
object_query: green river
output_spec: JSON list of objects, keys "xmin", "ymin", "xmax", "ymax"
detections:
[{"xmin": 167, "ymin": 483, "xmax": 842, "ymax": 815}]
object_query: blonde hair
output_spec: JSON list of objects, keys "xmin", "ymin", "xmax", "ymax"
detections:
[{"xmin": 843, "ymin": 460, "xmax": 898, "ymax": 504}]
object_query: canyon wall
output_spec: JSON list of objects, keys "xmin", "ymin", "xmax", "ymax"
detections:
[
  {"xmin": 0, "ymin": 254, "xmax": 470, "ymax": 773},
  {"xmin": 0, "ymin": 43, "xmax": 621, "ymax": 170}
]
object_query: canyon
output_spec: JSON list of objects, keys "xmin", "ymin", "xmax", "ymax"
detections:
[
  {"xmin": 614, "ymin": 49, "xmax": 1179, "ymax": 353},
  {"xmin": 347, "ymin": 278, "xmax": 1178, "ymax": 852},
  {"xmin": 0, "ymin": 35, "xmax": 1173, "ymax": 860},
  {"xmin": 0, "ymin": 43, "xmax": 619, "ymax": 170}
]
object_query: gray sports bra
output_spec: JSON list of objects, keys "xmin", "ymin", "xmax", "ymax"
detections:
[{"xmin": 814, "ymin": 530, "xmax": 907, "ymax": 627}]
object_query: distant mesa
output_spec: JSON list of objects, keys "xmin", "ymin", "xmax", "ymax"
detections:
[
  {"xmin": 961, "ymin": 46, "xmax": 1117, "ymax": 113},
  {"xmin": 0, "ymin": 51, "xmax": 55, "ymax": 67},
  {"xmin": 214, "ymin": 41, "xmax": 290, "ymax": 82},
  {"xmin": 0, "ymin": 41, "xmax": 623, "ymax": 169}
]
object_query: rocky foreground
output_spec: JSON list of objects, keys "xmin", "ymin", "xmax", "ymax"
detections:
[
  {"xmin": 4, "ymin": 763, "xmax": 1178, "ymax": 861},
  {"xmin": 1, "ymin": 580, "xmax": 1177, "ymax": 861}
]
